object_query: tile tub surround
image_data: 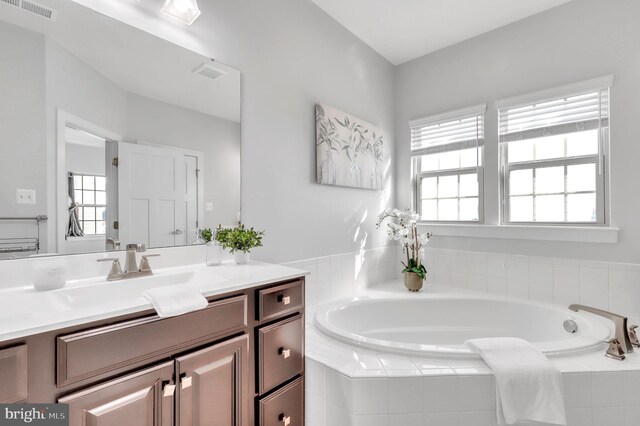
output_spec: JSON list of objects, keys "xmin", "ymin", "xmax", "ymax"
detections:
[
  {"xmin": 402, "ymin": 247, "xmax": 640, "ymax": 322},
  {"xmin": 304, "ymin": 285, "xmax": 640, "ymax": 426},
  {"xmin": 281, "ymin": 245, "xmax": 398, "ymax": 308}
]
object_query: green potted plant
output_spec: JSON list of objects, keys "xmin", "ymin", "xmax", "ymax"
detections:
[
  {"xmin": 215, "ymin": 224, "xmax": 265, "ymax": 264},
  {"xmin": 377, "ymin": 208, "xmax": 431, "ymax": 292}
]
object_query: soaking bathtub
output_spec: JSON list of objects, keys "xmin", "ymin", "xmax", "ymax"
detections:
[{"xmin": 314, "ymin": 292, "xmax": 613, "ymax": 358}]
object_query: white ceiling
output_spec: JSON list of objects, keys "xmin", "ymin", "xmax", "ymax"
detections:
[
  {"xmin": 310, "ymin": 0, "xmax": 573, "ymax": 65},
  {"xmin": 0, "ymin": 0, "xmax": 241, "ymax": 122}
]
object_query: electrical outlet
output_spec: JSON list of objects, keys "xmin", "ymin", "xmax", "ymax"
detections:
[
  {"xmin": 16, "ymin": 189, "xmax": 36, "ymax": 205},
  {"xmin": 205, "ymin": 202, "xmax": 214, "ymax": 211}
]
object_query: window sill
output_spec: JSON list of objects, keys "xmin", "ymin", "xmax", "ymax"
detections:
[{"xmin": 417, "ymin": 223, "xmax": 619, "ymax": 244}]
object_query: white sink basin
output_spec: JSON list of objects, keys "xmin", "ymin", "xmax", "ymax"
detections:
[{"xmin": 56, "ymin": 271, "xmax": 197, "ymax": 308}]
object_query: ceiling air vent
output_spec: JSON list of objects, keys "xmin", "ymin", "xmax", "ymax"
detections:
[
  {"xmin": 192, "ymin": 62, "xmax": 226, "ymax": 81},
  {"xmin": 0, "ymin": 0, "xmax": 20, "ymax": 7},
  {"xmin": 21, "ymin": 0, "xmax": 56, "ymax": 20},
  {"xmin": 0, "ymin": 0, "xmax": 57, "ymax": 21}
]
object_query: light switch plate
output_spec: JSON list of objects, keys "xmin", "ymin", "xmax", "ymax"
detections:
[
  {"xmin": 16, "ymin": 189, "xmax": 36, "ymax": 204},
  {"xmin": 205, "ymin": 202, "xmax": 213, "ymax": 211}
]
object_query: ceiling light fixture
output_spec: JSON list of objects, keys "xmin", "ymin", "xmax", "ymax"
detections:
[{"xmin": 161, "ymin": 0, "xmax": 201, "ymax": 25}]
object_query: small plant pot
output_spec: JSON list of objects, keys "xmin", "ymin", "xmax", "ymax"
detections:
[
  {"xmin": 403, "ymin": 271, "xmax": 424, "ymax": 292},
  {"xmin": 234, "ymin": 251, "xmax": 250, "ymax": 265}
]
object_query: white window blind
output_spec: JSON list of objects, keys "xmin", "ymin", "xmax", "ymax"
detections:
[
  {"xmin": 410, "ymin": 104, "xmax": 485, "ymax": 156},
  {"xmin": 499, "ymin": 89, "xmax": 609, "ymax": 143}
]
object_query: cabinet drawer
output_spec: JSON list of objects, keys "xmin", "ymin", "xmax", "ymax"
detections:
[
  {"xmin": 258, "ymin": 377, "xmax": 304, "ymax": 426},
  {"xmin": 0, "ymin": 344, "xmax": 28, "ymax": 403},
  {"xmin": 257, "ymin": 279, "xmax": 304, "ymax": 322},
  {"xmin": 258, "ymin": 315, "xmax": 304, "ymax": 394},
  {"xmin": 57, "ymin": 295, "xmax": 247, "ymax": 387}
]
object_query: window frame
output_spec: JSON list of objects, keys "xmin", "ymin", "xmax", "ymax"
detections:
[
  {"xmin": 410, "ymin": 104, "xmax": 486, "ymax": 224},
  {"xmin": 498, "ymin": 88, "xmax": 610, "ymax": 226},
  {"xmin": 413, "ymin": 156, "xmax": 485, "ymax": 224},
  {"xmin": 500, "ymin": 148, "xmax": 606, "ymax": 225},
  {"xmin": 72, "ymin": 173, "xmax": 107, "ymax": 236}
]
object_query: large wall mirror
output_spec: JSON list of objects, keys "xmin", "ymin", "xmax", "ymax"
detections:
[{"xmin": 0, "ymin": 0, "xmax": 241, "ymax": 259}]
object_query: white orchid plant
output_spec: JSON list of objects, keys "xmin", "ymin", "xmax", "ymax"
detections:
[{"xmin": 376, "ymin": 208, "xmax": 432, "ymax": 279}]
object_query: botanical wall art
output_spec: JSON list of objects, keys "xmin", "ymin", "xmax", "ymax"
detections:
[{"xmin": 316, "ymin": 103, "xmax": 385, "ymax": 190}]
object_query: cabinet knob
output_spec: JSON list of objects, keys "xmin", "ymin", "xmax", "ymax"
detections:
[
  {"xmin": 279, "ymin": 414, "xmax": 291, "ymax": 426},
  {"xmin": 162, "ymin": 384, "xmax": 176, "ymax": 397},
  {"xmin": 277, "ymin": 294, "xmax": 291, "ymax": 305},
  {"xmin": 181, "ymin": 376, "xmax": 192, "ymax": 389},
  {"xmin": 278, "ymin": 347, "xmax": 291, "ymax": 359}
]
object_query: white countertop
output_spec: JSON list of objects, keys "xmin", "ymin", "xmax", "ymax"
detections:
[{"xmin": 0, "ymin": 260, "xmax": 308, "ymax": 342}]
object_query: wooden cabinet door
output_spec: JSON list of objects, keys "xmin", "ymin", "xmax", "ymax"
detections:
[
  {"xmin": 59, "ymin": 362, "xmax": 174, "ymax": 426},
  {"xmin": 0, "ymin": 345, "xmax": 28, "ymax": 403},
  {"xmin": 176, "ymin": 335, "xmax": 249, "ymax": 426}
]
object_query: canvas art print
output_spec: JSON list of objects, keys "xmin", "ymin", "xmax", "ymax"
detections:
[{"xmin": 316, "ymin": 103, "xmax": 385, "ymax": 190}]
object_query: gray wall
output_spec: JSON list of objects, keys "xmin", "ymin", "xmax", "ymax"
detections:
[
  {"xmin": 395, "ymin": 0, "xmax": 640, "ymax": 264},
  {"xmin": 0, "ymin": 23, "xmax": 48, "ymax": 244},
  {"xmin": 125, "ymin": 93, "xmax": 241, "ymax": 228},
  {"xmin": 66, "ymin": 144, "xmax": 105, "ymax": 176},
  {"xmin": 73, "ymin": 0, "xmax": 397, "ymax": 263}
]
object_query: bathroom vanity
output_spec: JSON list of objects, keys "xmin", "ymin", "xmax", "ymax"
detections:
[{"xmin": 0, "ymin": 272, "xmax": 305, "ymax": 426}]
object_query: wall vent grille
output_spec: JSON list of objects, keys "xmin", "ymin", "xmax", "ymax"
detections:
[{"xmin": 0, "ymin": 0, "xmax": 57, "ymax": 21}]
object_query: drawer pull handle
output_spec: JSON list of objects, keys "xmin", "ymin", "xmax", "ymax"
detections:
[
  {"xmin": 163, "ymin": 384, "xmax": 176, "ymax": 397},
  {"xmin": 277, "ymin": 294, "xmax": 291, "ymax": 305},
  {"xmin": 181, "ymin": 376, "xmax": 192, "ymax": 389},
  {"xmin": 279, "ymin": 414, "xmax": 291, "ymax": 426},
  {"xmin": 278, "ymin": 347, "xmax": 291, "ymax": 359}
]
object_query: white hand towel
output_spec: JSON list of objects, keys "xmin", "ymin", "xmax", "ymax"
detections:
[
  {"xmin": 143, "ymin": 285, "xmax": 208, "ymax": 318},
  {"xmin": 466, "ymin": 337, "xmax": 567, "ymax": 426}
]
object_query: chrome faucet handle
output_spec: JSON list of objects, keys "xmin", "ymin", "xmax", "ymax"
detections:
[
  {"xmin": 629, "ymin": 325, "xmax": 640, "ymax": 347},
  {"xmin": 139, "ymin": 254, "xmax": 160, "ymax": 273},
  {"xmin": 605, "ymin": 338, "xmax": 626, "ymax": 361},
  {"xmin": 97, "ymin": 257, "xmax": 123, "ymax": 280},
  {"xmin": 97, "ymin": 257, "xmax": 120, "ymax": 263}
]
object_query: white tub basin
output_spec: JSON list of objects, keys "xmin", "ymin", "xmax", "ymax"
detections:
[{"xmin": 315, "ymin": 294, "xmax": 613, "ymax": 358}]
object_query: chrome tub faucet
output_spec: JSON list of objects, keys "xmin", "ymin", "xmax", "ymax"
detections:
[{"xmin": 569, "ymin": 304, "xmax": 636, "ymax": 360}]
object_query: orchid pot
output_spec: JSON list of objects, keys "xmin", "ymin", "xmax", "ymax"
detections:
[{"xmin": 403, "ymin": 271, "xmax": 424, "ymax": 292}]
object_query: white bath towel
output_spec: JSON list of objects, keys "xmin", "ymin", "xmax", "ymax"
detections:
[
  {"xmin": 466, "ymin": 337, "xmax": 567, "ymax": 426},
  {"xmin": 143, "ymin": 285, "xmax": 208, "ymax": 318}
]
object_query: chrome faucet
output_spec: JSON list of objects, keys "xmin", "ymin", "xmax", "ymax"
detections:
[
  {"xmin": 124, "ymin": 243, "xmax": 145, "ymax": 273},
  {"xmin": 106, "ymin": 237, "xmax": 120, "ymax": 251},
  {"xmin": 97, "ymin": 243, "xmax": 160, "ymax": 281},
  {"xmin": 568, "ymin": 304, "xmax": 634, "ymax": 359}
]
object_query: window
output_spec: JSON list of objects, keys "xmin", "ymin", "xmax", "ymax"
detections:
[
  {"xmin": 410, "ymin": 105, "xmax": 485, "ymax": 222},
  {"xmin": 498, "ymin": 81, "xmax": 610, "ymax": 224},
  {"xmin": 73, "ymin": 174, "xmax": 107, "ymax": 235}
]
